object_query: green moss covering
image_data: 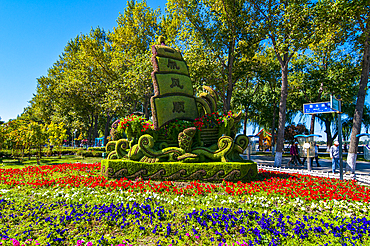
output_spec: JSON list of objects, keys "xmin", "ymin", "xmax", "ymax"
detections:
[
  {"xmin": 101, "ymin": 159, "xmax": 258, "ymax": 182},
  {"xmin": 152, "ymin": 57, "xmax": 189, "ymax": 75},
  {"xmin": 151, "ymin": 95, "xmax": 199, "ymax": 129},
  {"xmin": 152, "ymin": 45, "xmax": 183, "ymax": 60},
  {"xmin": 152, "ymin": 73, "xmax": 194, "ymax": 96}
]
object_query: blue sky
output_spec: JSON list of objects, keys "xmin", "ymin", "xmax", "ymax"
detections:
[
  {"xmin": 0, "ymin": 0, "xmax": 368, "ymax": 142},
  {"xmin": 0, "ymin": 0, "xmax": 164, "ymax": 122}
]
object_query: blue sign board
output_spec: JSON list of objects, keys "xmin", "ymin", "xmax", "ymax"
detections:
[
  {"xmin": 330, "ymin": 95, "xmax": 341, "ymax": 112},
  {"xmin": 303, "ymin": 102, "xmax": 335, "ymax": 114}
]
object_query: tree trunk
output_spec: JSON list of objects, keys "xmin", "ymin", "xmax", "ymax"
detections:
[
  {"xmin": 103, "ymin": 113, "xmax": 112, "ymax": 147},
  {"xmin": 243, "ymin": 103, "xmax": 252, "ymax": 135},
  {"xmin": 225, "ymin": 39, "xmax": 235, "ymax": 114},
  {"xmin": 310, "ymin": 114, "xmax": 316, "ymax": 134},
  {"xmin": 38, "ymin": 144, "xmax": 42, "ymax": 162},
  {"xmin": 347, "ymin": 23, "xmax": 370, "ymax": 174},
  {"xmin": 324, "ymin": 118, "xmax": 333, "ymax": 151},
  {"xmin": 271, "ymin": 102, "xmax": 277, "ymax": 155},
  {"xmin": 92, "ymin": 114, "xmax": 99, "ymax": 147},
  {"xmin": 87, "ymin": 114, "xmax": 94, "ymax": 147},
  {"xmin": 274, "ymin": 53, "xmax": 289, "ymax": 167},
  {"xmin": 131, "ymin": 100, "xmax": 138, "ymax": 114},
  {"xmin": 243, "ymin": 105, "xmax": 249, "ymax": 135},
  {"xmin": 21, "ymin": 145, "xmax": 24, "ymax": 163}
]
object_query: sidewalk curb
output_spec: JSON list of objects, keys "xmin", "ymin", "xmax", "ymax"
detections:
[{"xmin": 257, "ymin": 164, "xmax": 370, "ymax": 186}]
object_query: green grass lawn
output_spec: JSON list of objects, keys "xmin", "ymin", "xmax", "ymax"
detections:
[{"xmin": 0, "ymin": 155, "xmax": 102, "ymax": 168}]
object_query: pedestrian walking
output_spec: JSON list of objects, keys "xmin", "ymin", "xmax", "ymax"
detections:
[
  {"xmin": 330, "ymin": 141, "xmax": 340, "ymax": 174},
  {"xmin": 314, "ymin": 144, "xmax": 320, "ymax": 167},
  {"xmin": 288, "ymin": 142, "xmax": 300, "ymax": 166}
]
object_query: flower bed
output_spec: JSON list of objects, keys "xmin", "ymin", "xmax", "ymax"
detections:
[
  {"xmin": 113, "ymin": 112, "xmax": 238, "ymax": 146},
  {"xmin": 0, "ymin": 163, "xmax": 369, "ymax": 245}
]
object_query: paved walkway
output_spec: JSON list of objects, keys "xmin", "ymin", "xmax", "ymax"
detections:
[{"xmin": 242, "ymin": 155, "xmax": 370, "ymax": 185}]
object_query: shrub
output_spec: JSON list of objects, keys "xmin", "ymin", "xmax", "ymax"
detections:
[
  {"xmin": 88, "ymin": 147, "xmax": 106, "ymax": 152},
  {"xmin": 77, "ymin": 149, "xmax": 105, "ymax": 158}
]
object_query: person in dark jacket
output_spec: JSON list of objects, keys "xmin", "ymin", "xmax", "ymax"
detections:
[{"xmin": 288, "ymin": 142, "xmax": 300, "ymax": 166}]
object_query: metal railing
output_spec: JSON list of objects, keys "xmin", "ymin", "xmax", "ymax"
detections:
[{"xmin": 257, "ymin": 164, "xmax": 370, "ymax": 186}]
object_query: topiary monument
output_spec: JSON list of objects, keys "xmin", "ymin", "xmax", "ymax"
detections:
[{"xmin": 101, "ymin": 37, "xmax": 257, "ymax": 182}]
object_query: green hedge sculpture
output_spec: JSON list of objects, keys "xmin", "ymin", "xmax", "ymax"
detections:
[{"xmin": 101, "ymin": 159, "xmax": 257, "ymax": 182}]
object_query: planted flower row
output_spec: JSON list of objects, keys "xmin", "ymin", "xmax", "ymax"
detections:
[
  {"xmin": 113, "ymin": 111, "xmax": 236, "ymax": 140},
  {"xmin": 0, "ymin": 163, "xmax": 369, "ymax": 245},
  {"xmin": 0, "ymin": 197, "xmax": 369, "ymax": 246},
  {"xmin": 0, "ymin": 164, "xmax": 369, "ymax": 203}
]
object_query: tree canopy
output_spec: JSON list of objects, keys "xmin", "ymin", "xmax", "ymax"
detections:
[{"xmin": 3, "ymin": 0, "xmax": 367, "ymax": 154}]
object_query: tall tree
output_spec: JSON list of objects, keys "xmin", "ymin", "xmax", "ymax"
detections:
[
  {"xmin": 233, "ymin": 47, "xmax": 281, "ymax": 154},
  {"xmin": 166, "ymin": 0, "xmax": 262, "ymax": 114},
  {"xmin": 110, "ymin": 0, "xmax": 160, "ymax": 117},
  {"xmin": 78, "ymin": 27, "xmax": 129, "ymax": 146},
  {"xmin": 27, "ymin": 121, "xmax": 48, "ymax": 164},
  {"xmin": 345, "ymin": 0, "xmax": 370, "ymax": 173},
  {"xmin": 46, "ymin": 122, "xmax": 67, "ymax": 158},
  {"xmin": 248, "ymin": 0, "xmax": 317, "ymax": 166},
  {"xmin": 317, "ymin": 0, "xmax": 370, "ymax": 172},
  {"xmin": 289, "ymin": 51, "xmax": 360, "ymax": 147}
]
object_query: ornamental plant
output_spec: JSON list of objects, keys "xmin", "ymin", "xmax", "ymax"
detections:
[
  {"xmin": 194, "ymin": 111, "xmax": 236, "ymax": 136},
  {"xmin": 194, "ymin": 111, "xmax": 234, "ymax": 130},
  {"xmin": 155, "ymin": 119, "xmax": 194, "ymax": 142},
  {"xmin": 113, "ymin": 111, "xmax": 240, "ymax": 144},
  {"xmin": 116, "ymin": 115, "xmax": 154, "ymax": 140},
  {"xmin": 46, "ymin": 122, "xmax": 67, "ymax": 159}
]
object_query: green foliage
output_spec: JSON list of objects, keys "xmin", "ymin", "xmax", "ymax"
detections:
[
  {"xmin": 0, "ymin": 123, "xmax": 6, "ymax": 150},
  {"xmin": 77, "ymin": 149, "xmax": 105, "ymax": 158},
  {"xmin": 166, "ymin": 0, "xmax": 262, "ymax": 113},
  {"xmin": 233, "ymin": 47, "xmax": 281, "ymax": 134},
  {"xmin": 110, "ymin": 0, "xmax": 161, "ymax": 117},
  {"xmin": 116, "ymin": 114, "xmax": 155, "ymax": 140},
  {"xmin": 0, "ymin": 149, "xmax": 12, "ymax": 158},
  {"xmin": 284, "ymin": 124, "xmax": 309, "ymax": 144},
  {"xmin": 46, "ymin": 122, "xmax": 67, "ymax": 156},
  {"xmin": 1, "ymin": 147, "xmax": 81, "ymax": 160},
  {"xmin": 87, "ymin": 147, "xmax": 106, "ymax": 152},
  {"xmin": 12, "ymin": 0, "xmax": 367, "ymax": 152},
  {"xmin": 101, "ymin": 159, "xmax": 257, "ymax": 182},
  {"xmin": 27, "ymin": 122, "xmax": 48, "ymax": 160},
  {"xmin": 194, "ymin": 111, "xmax": 236, "ymax": 132},
  {"xmin": 156, "ymin": 120, "xmax": 194, "ymax": 143},
  {"xmin": 111, "ymin": 109, "xmax": 242, "ymax": 152}
]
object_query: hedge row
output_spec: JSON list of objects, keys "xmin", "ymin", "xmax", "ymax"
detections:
[
  {"xmin": 101, "ymin": 159, "xmax": 258, "ymax": 182},
  {"xmin": 0, "ymin": 149, "xmax": 76, "ymax": 157},
  {"xmin": 87, "ymin": 147, "xmax": 106, "ymax": 152},
  {"xmin": 0, "ymin": 148, "xmax": 107, "ymax": 158},
  {"xmin": 76, "ymin": 149, "xmax": 105, "ymax": 158}
]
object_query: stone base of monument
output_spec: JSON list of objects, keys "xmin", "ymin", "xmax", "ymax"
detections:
[{"xmin": 101, "ymin": 159, "xmax": 258, "ymax": 182}]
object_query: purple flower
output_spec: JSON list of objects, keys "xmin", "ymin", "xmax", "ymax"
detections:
[{"xmin": 10, "ymin": 239, "xmax": 20, "ymax": 246}]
